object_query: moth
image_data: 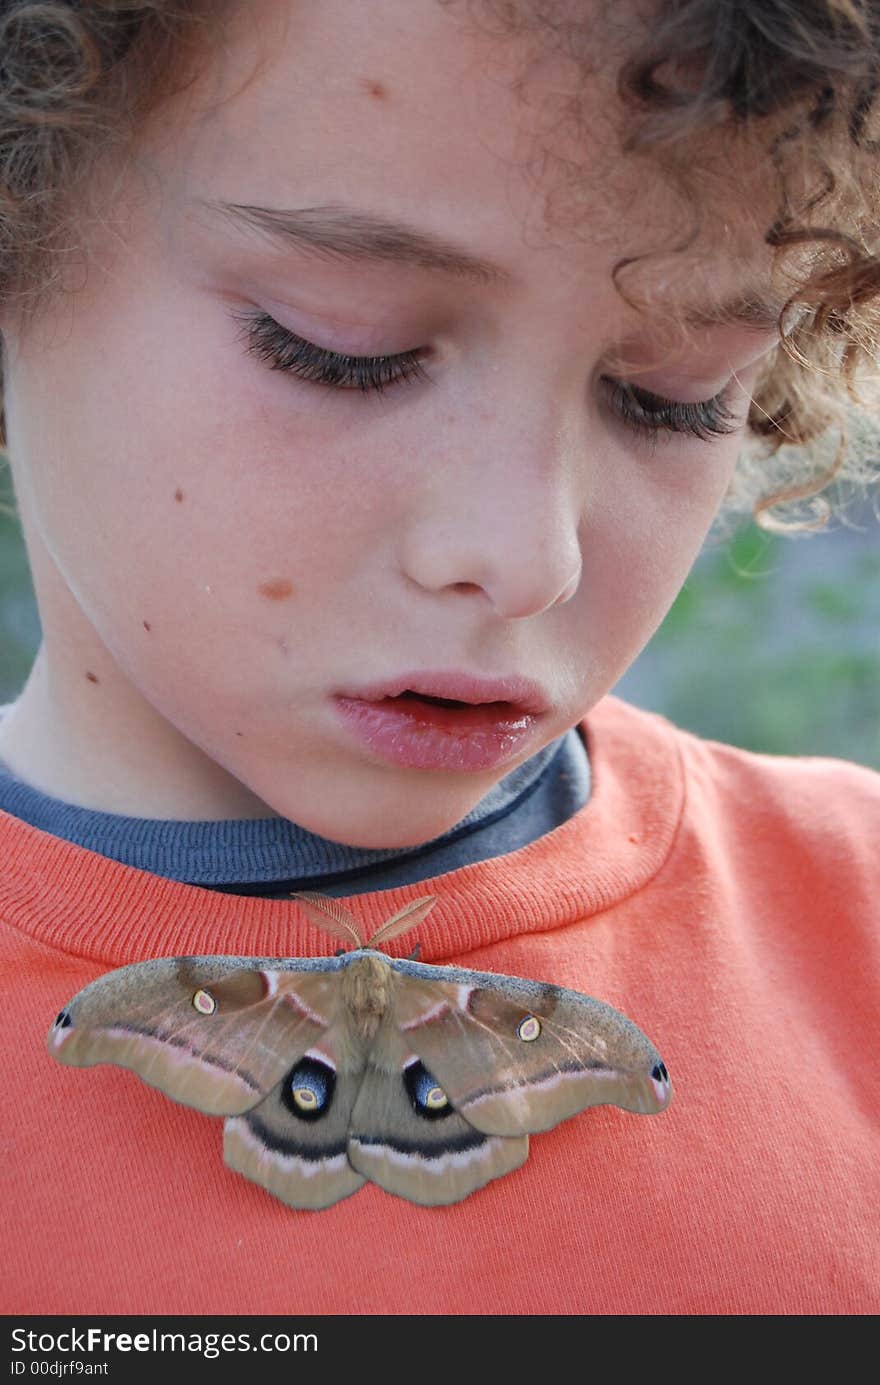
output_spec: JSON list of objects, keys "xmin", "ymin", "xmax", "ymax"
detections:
[{"xmin": 48, "ymin": 891, "xmax": 673, "ymax": 1209}]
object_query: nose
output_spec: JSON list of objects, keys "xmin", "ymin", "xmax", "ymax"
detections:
[{"xmin": 399, "ymin": 405, "xmax": 584, "ymax": 620}]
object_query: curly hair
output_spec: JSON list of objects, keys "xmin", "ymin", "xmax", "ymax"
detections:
[{"xmin": 1, "ymin": 0, "xmax": 880, "ymax": 533}]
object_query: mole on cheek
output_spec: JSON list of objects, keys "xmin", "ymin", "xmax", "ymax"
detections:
[
  {"xmin": 360, "ymin": 78, "xmax": 389, "ymax": 100},
  {"xmin": 258, "ymin": 578, "xmax": 294, "ymax": 601},
  {"xmin": 174, "ymin": 488, "xmax": 184, "ymax": 503},
  {"xmin": 85, "ymin": 671, "xmax": 99, "ymax": 684},
  {"xmin": 143, "ymin": 620, "xmax": 152, "ymax": 632}
]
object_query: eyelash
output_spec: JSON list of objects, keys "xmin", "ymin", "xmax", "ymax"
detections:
[
  {"xmin": 231, "ymin": 308, "xmax": 431, "ymax": 394},
  {"xmin": 231, "ymin": 307, "xmax": 741, "ymax": 443},
  {"xmin": 602, "ymin": 378, "xmax": 739, "ymax": 444}
]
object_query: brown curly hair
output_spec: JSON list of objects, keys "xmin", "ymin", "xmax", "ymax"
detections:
[{"xmin": 1, "ymin": 0, "xmax": 880, "ymax": 533}]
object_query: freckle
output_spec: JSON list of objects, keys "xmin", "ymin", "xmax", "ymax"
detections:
[
  {"xmin": 85, "ymin": 671, "xmax": 99, "ymax": 684},
  {"xmin": 235, "ymin": 730, "xmax": 244, "ymax": 737},
  {"xmin": 143, "ymin": 620, "xmax": 152, "ymax": 632},
  {"xmin": 361, "ymin": 78, "xmax": 388, "ymax": 100},
  {"xmin": 174, "ymin": 488, "xmax": 184, "ymax": 503},
  {"xmin": 258, "ymin": 578, "xmax": 294, "ymax": 600}
]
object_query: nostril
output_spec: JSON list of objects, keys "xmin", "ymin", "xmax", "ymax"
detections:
[
  {"xmin": 53, "ymin": 1010, "xmax": 72, "ymax": 1029},
  {"xmin": 651, "ymin": 1061, "xmax": 668, "ymax": 1083}
]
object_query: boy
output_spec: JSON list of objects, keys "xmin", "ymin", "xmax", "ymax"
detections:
[{"xmin": 1, "ymin": 0, "xmax": 878, "ymax": 1313}]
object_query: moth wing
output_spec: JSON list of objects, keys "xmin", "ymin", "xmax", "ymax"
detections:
[
  {"xmin": 390, "ymin": 959, "xmax": 673, "ymax": 1137},
  {"xmin": 224, "ymin": 1035, "xmax": 366, "ymax": 1211},
  {"xmin": 346, "ymin": 1025, "xmax": 528, "ymax": 1206},
  {"xmin": 47, "ymin": 955, "xmax": 345, "ymax": 1116}
]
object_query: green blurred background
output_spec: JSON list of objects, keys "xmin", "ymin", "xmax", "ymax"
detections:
[
  {"xmin": 1, "ymin": 461, "xmax": 878, "ymax": 769},
  {"xmin": 614, "ymin": 504, "xmax": 879, "ymax": 769}
]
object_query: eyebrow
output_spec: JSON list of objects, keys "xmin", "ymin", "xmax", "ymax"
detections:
[
  {"xmin": 678, "ymin": 289, "xmax": 787, "ymax": 332},
  {"xmin": 197, "ymin": 197, "xmax": 786, "ymax": 330},
  {"xmin": 198, "ymin": 198, "xmax": 513, "ymax": 288}
]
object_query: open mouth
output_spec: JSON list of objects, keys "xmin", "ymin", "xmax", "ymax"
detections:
[
  {"xmin": 398, "ymin": 691, "xmax": 468, "ymax": 708},
  {"xmin": 374, "ymin": 691, "xmax": 530, "ymax": 730},
  {"xmin": 396, "ymin": 691, "xmax": 510, "ymax": 710}
]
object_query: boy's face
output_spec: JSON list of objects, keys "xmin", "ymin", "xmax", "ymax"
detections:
[{"xmin": 0, "ymin": 0, "xmax": 782, "ymax": 846}]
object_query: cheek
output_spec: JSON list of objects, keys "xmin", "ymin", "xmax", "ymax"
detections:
[
  {"xmin": 14, "ymin": 287, "xmax": 407, "ymax": 645},
  {"xmin": 577, "ymin": 438, "xmax": 741, "ymax": 662}
]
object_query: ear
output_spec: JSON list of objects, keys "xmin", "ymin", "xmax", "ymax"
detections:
[
  {"xmin": 47, "ymin": 956, "xmax": 345, "ymax": 1116},
  {"xmin": 389, "ymin": 959, "xmax": 672, "ymax": 1136}
]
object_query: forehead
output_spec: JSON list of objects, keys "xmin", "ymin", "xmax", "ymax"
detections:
[{"xmin": 132, "ymin": 0, "xmax": 782, "ymax": 307}]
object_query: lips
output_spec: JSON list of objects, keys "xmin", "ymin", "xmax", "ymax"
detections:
[{"xmin": 333, "ymin": 692, "xmax": 541, "ymax": 771}]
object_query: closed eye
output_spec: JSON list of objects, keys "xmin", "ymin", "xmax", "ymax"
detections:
[
  {"xmin": 230, "ymin": 306, "xmax": 744, "ymax": 443},
  {"xmin": 230, "ymin": 307, "xmax": 430, "ymax": 394}
]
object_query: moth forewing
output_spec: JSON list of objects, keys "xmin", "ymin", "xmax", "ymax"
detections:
[
  {"xmin": 47, "ymin": 956, "xmax": 343, "ymax": 1117},
  {"xmin": 387, "ymin": 959, "xmax": 673, "ymax": 1138}
]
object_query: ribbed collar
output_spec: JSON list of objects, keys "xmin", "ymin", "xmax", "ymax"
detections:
[{"xmin": 0, "ymin": 696, "xmax": 683, "ymax": 965}]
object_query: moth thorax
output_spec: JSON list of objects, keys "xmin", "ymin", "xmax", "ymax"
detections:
[{"xmin": 343, "ymin": 954, "xmax": 392, "ymax": 1041}]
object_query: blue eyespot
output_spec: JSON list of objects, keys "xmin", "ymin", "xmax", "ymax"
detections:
[
  {"xmin": 404, "ymin": 1059, "xmax": 451, "ymax": 1120},
  {"xmin": 282, "ymin": 1056, "xmax": 336, "ymax": 1121}
]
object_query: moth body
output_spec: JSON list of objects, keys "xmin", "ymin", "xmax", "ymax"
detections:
[{"xmin": 341, "ymin": 950, "xmax": 394, "ymax": 1043}]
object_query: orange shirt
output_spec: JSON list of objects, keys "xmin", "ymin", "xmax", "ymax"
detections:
[{"xmin": 2, "ymin": 696, "xmax": 878, "ymax": 1314}]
